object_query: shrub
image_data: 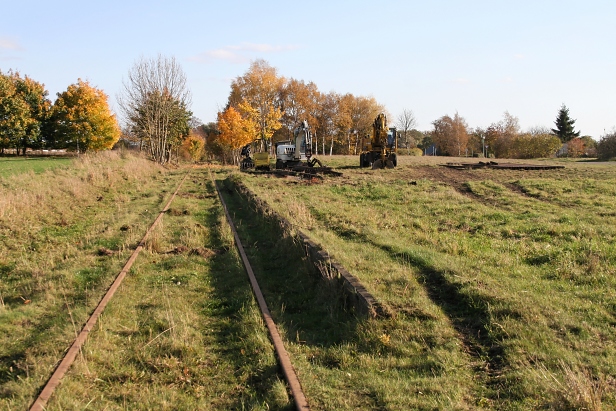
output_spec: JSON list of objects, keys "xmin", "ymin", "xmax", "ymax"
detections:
[
  {"xmin": 397, "ymin": 147, "xmax": 424, "ymax": 156},
  {"xmin": 512, "ymin": 133, "xmax": 561, "ymax": 159},
  {"xmin": 596, "ymin": 132, "xmax": 616, "ymax": 160}
]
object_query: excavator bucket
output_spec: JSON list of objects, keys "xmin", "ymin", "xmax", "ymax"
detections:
[{"xmin": 372, "ymin": 159, "xmax": 383, "ymax": 169}]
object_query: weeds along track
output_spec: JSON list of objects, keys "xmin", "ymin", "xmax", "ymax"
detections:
[
  {"xmin": 21, "ymin": 168, "xmax": 310, "ymax": 410},
  {"xmin": 212, "ymin": 173, "xmax": 309, "ymax": 411},
  {"xmin": 222, "ymin": 177, "xmax": 388, "ymax": 318},
  {"xmin": 29, "ymin": 172, "xmax": 191, "ymax": 411}
]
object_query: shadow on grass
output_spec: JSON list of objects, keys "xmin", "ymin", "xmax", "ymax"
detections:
[
  {"xmin": 302, "ymin": 203, "xmax": 522, "ymax": 398},
  {"xmin": 215, "ymin": 177, "xmax": 393, "ymax": 408},
  {"xmin": 201, "ymin": 179, "xmax": 295, "ymax": 410},
  {"xmin": 221, "ymin": 176, "xmax": 504, "ymax": 409},
  {"xmin": 217, "ymin": 178, "xmax": 363, "ymax": 345}
]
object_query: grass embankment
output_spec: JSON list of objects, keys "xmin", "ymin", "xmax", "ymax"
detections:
[
  {"xmin": 0, "ymin": 155, "xmax": 291, "ymax": 410},
  {"xmin": 228, "ymin": 155, "xmax": 616, "ymax": 410}
]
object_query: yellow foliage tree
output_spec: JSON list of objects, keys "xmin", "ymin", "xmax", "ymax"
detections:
[
  {"xmin": 216, "ymin": 106, "xmax": 256, "ymax": 163},
  {"xmin": 180, "ymin": 133, "xmax": 205, "ymax": 162},
  {"xmin": 49, "ymin": 79, "xmax": 120, "ymax": 152},
  {"xmin": 229, "ymin": 60, "xmax": 283, "ymax": 143}
]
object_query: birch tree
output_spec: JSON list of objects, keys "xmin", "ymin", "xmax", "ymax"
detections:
[
  {"xmin": 119, "ymin": 55, "xmax": 192, "ymax": 164},
  {"xmin": 396, "ymin": 109, "xmax": 417, "ymax": 148}
]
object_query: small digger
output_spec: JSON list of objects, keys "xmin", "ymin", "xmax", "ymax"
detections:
[{"xmin": 240, "ymin": 121, "xmax": 341, "ymax": 178}]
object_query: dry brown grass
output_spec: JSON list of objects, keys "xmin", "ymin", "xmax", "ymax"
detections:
[
  {"xmin": 533, "ymin": 360, "xmax": 613, "ymax": 411},
  {"xmin": 0, "ymin": 151, "xmax": 160, "ymax": 226}
]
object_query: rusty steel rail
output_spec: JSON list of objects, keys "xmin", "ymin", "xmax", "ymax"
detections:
[
  {"xmin": 30, "ymin": 172, "xmax": 190, "ymax": 411},
  {"xmin": 213, "ymin": 177, "xmax": 310, "ymax": 411}
]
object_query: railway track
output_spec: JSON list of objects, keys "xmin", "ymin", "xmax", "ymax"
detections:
[
  {"xmin": 28, "ymin": 170, "xmax": 310, "ymax": 411},
  {"xmin": 213, "ymin": 173, "xmax": 310, "ymax": 411}
]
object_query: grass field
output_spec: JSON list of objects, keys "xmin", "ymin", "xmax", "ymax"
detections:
[
  {"xmin": 1, "ymin": 153, "xmax": 614, "ymax": 410},
  {"xmin": 228, "ymin": 155, "xmax": 616, "ymax": 410},
  {"xmin": 0, "ymin": 154, "xmax": 291, "ymax": 410},
  {"xmin": 0, "ymin": 156, "xmax": 74, "ymax": 178}
]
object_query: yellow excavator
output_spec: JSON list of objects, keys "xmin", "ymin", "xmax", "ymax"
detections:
[
  {"xmin": 239, "ymin": 138, "xmax": 271, "ymax": 170},
  {"xmin": 359, "ymin": 113, "xmax": 398, "ymax": 169}
]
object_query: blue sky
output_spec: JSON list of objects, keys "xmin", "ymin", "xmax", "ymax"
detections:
[{"xmin": 2, "ymin": 0, "xmax": 615, "ymax": 138}]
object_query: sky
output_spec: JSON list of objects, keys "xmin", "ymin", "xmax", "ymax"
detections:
[{"xmin": 2, "ymin": 0, "xmax": 615, "ymax": 138}]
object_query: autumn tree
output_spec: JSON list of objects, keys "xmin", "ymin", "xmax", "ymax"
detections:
[
  {"xmin": 431, "ymin": 112, "xmax": 469, "ymax": 156},
  {"xmin": 511, "ymin": 128, "xmax": 561, "ymax": 159},
  {"xmin": 552, "ymin": 104, "xmax": 580, "ymax": 143},
  {"xmin": 485, "ymin": 112, "xmax": 520, "ymax": 158},
  {"xmin": 200, "ymin": 122, "xmax": 224, "ymax": 160},
  {"xmin": 396, "ymin": 109, "xmax": 417, "ymax": 148},
  {"xmin": 47, "ymin": 79, "xmax": 120, "ymax": 152},
  {"xmin": 219, "ymin": 59, "xmax": 388, "ymax": 158},
  {"xmin": 565, "ymin": 138, "xmax": 585, "ymax": 157},
  {"xmin": 349, "ymin": 96, "xmax": 384, "ymax": 155},
  {"xmin": 180, "ymin": 133, "xmax": 205, "ymax": 162},
  {"xmin": 279, "ymin": 78, "xmax": 319, "ymax": 137},
  {"xmin": 333, "ymin": 93, "xmax": 353, "ymax": 154},
  {"xmin": 314, "ymin": 91, "xmax": 339, "ymax": 155},
  {"xmin": 0, "ymin": 72, "xmax": 29, "ymax": 154},
  {"xmin": 216, "ymin": 106, "xmax": 256, "ymax": 164},
  {"xmin": 228, "ymin": 59, "xmax": 283, "ymax": 145},
  {"xmin": 119, "ymin": 55, "xmax": 192, "ymax": 164}
]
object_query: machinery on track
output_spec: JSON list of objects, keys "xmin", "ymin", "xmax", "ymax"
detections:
[
  {"xmin": 240, "ymin": 138, "xmax": 270, "ymax": 171},
  {"xmin": 240, "ymin": 121, "xmax": 341, "ymax": 178},
  {"xmin": 359, "ymin": 113, "xmax": 398, "ymax": 169},
  {"xmin": 274, "ymin": 120, "xmax": 322, "ymax": 169}
]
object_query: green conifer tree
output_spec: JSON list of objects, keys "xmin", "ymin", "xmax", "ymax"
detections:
[{"xmin": 551, "ymin": 104, "xmax": 580, "ymax": 143}]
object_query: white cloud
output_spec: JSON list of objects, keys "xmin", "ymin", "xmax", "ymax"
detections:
[
  {"xmin": 0, "ymin": 37, "xmax": 22, "ymax": 51},
  {"xmin": 514, "ymin": 53, "xmax": 525, "ymax": 60},
  {"xmin": 503, "ymin": 76, "xmax": 514, "ymax": 83},
  {"xmin": 201, "ymin": 49, "xmax": 248, "ymax": 64},
  {"xmin": 190, "ymin": 42, "xmax": 300, "ymax": 64}
]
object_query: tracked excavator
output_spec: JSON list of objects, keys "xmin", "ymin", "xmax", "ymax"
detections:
[
  {"xmin": 274, "ymin": 120, "xmax": 323, "ymax": 169},
  {"xmin": 239, "ymin": 120, "xmax": 340, "ymax": 178},
  {"xmin": 359, "ymin": 113, "xmax": 397, "ymax": 169}
]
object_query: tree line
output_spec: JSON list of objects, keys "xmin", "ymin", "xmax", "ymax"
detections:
[
  {"xmin": 1, "ymin": 56, "xmax": 194, "ymax": 165},
  {"xmin": 0, "ymin": 71, "xmax": 120, "ymax": 155},
  {"xmin": 204, "ymin": 59, "xmax": 389, "ymax": 164},
  {"xmin": 202, "ymin": 59, "xmax": 616, "ymax": 162},
  {"xmin": 3, "ymin": 57, "xmax": 615, "ymax": 163},
  {"xmin": 426, "ymin": 106, "xmax": 601, "ymax": 159}
]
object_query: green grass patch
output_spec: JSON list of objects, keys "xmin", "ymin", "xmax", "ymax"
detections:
[
  {"xmin": 4, "ymin": 155, "xmax": 615, "ymax": 410},
  {"xmin": 0, "ymin": 157, "xmax": 73, "ymax": 178},
  {"xmin": 48, "ymin": 171, "xmax": 291, "ymax": 410},
  {"xmin": 219, "ymin": 175, "xmax": 473, "ymax": 410}
]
